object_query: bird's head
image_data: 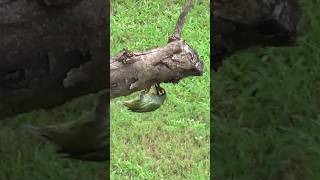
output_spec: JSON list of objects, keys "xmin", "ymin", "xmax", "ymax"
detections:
[
  {"xmin": 156, "ymin": 87, "xmax": 166, "ymax": 96},
  {"xmin": 154, "ymin": 83, "xmax": 166, "ymax": 96}
]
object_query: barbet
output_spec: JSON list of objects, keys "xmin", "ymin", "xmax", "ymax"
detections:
[{"xmin": 123, "ymin": 84, "xmax": 166, "ymax": 113}]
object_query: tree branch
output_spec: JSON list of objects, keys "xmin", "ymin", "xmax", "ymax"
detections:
[
  {"xmin": 168, "ymin": 0, "xmax": 193, "ymax": 42},
  {"xmin": 110, "ymin": 40, "xmax": 204, "ymax": 98},
  {"xmin": 111, "ymin": 0, "xmax": 202, "ymax": 99}
]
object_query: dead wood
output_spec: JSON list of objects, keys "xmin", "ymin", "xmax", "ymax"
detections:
[
  {"xmin": 110, "ymin": 0, "xmax": 204, "ymax": 99},
  {"xmin": 110, "ymin": 40, "xmax": 204, "ymax": 98}
]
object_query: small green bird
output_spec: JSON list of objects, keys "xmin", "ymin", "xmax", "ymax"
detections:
[
  {"xmin": 123, "ymin": 83, "xmax": 167, "ymax": 113},
  {"xmin": 23, "ymin": 91, "xmax": 109, "ymax": 162}
]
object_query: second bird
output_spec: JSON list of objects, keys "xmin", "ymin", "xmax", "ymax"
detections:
[{"xmin": 123, "ymin": 84, "xmax": 167, "ymax": 113}]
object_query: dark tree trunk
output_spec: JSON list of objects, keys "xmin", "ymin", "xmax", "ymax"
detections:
[
  {"xmin": 213, "ymin": 0, "xmax": 301, "ymax": 71},
  {"xmin": 0, "ymin": 0, "xmax": 109, "ymax": 120}
]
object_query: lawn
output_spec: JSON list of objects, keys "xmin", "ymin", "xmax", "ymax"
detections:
[
  {"xmin": 110, "ymin": 0, "xmax": 210, "ymax": 179},
  {"xmin": 213, "ymin": 0, "xmax": 320, "ymax": 179}
]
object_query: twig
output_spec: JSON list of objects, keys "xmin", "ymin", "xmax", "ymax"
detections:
[{"xmin": 168, "ymin": 0, "xmax": 193, "ymax": 42}]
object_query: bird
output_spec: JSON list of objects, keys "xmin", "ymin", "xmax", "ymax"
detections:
[
  {"xmin": 123, "ymin": 83, "xmax": 167, "ymax": 113},
  {"xmin": 23, "ymin": 90, "xmax": 109, "ymax": 162}
]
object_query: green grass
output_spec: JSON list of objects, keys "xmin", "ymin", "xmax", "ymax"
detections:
[
  {"xmin": 110, "ymin": 0, "xmax": 210, "ymax": 179},
  {"xmin": 213, "ymin": 1, "xmax": 320, "ymax": 179},
  {"xmin": 0, "ymin": 94, "xmax": 107, "ymax": 180}
]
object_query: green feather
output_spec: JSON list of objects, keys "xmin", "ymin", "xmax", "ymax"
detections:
[
  {"xmin": 123, "ymin": 88, "xmax": 166, "ymax": 113},
  {"xmin": 24, "ymin": 91, "xmax": 109, "ymax": 162}
]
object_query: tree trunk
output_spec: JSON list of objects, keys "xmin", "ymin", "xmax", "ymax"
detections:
[
  {"xmin": 0, "ymin": 0, "xmax": 109, "ymax": 120},
  {"xmin": 213, "ymin": 0, "xmax": 301, "ymax": 71}
]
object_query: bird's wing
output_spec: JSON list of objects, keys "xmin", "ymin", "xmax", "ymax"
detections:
[
  {"xmin": 23, "ymin": 93, "xmax": 109, "ymax": 162},
  {"xmin": 123, "ymin": 99, "xmax": 142, "ymax": 110},
  {"xmin": 134, "ymin": 94, "xmax": 162, "ymax": 112}
]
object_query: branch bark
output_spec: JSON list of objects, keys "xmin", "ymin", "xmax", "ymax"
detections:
[
  {"xmin": 110, "ymin": 0, "xmax": 204, "ymax": 99},
  {"xmin": 169, "ymin": 0, "xmax": 193, "ymax": 41},
  {"xmin": 110, "ymin": 40, "xmax": 204, "ymax": 98}
]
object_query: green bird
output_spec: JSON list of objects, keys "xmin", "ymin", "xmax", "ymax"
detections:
[
  {"xmin": 123, "ymin": 83, "xmax": 166, "ymax": 113},
  {"xmin": 23, "ymin": 90, "xmax": 109, "ymax": 162}
]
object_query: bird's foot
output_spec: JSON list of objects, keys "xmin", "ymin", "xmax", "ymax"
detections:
[{"xmin": 143, "ymin": 86, "xmax": 151, "ymax": 94}]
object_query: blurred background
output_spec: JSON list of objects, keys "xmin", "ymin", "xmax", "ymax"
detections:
[
  {"xmin": 0, "ymin": 94, "xmax": 107, "ymax": 179},
  {"xmin": 213, "ymin": 0, "xmax": 320, "ymax": 179}
]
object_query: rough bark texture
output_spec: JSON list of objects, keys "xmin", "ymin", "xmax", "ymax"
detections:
[
  {"xmin": 110, "ymin": 40, "xmax": 204, "ymax": 98},
  {"xmin": 0, "ymin": 0, "xmax": 109, "ymax": 120},
  {"xmin": 213, "ymin": 0, "xmax": 301, "ymax": 71}
]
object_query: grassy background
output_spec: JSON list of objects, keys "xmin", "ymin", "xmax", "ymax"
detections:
[
  {"xmin": 110, "ymin": 0, "xmax": 210, "ymax": 179},
  {"xmin": 213, "ymin": 1, "xmax": 320, "ymax": 179},
  {"xmin": 0, "ymin": 94, "xmax": 107, "ymax": 180}
]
